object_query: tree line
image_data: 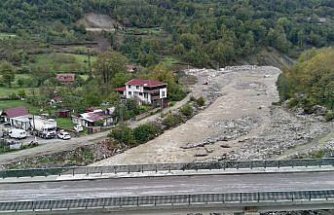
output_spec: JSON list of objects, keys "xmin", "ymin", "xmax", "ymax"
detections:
[{"xmin": 0, "ymin": 0, "xmax": 333, "ymax": 67}]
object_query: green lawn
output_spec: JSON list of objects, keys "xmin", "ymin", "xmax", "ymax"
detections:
[{"xmin": 56, "ymin": 118, "xmax": 74, "ymax": 130}]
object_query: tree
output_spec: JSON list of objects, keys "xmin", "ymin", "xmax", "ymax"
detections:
[
  {"xmin": 31, "ymin": 65, "xmax": 53, "ymax": 87},
  {"xmin": 94, "ymin": 51, "xmax": 128, "ymax": 95},
  {"xmin": 0, "ymin": 61, "xmax": 15, "ymax": 88}
]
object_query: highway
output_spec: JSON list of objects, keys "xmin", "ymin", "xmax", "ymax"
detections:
[{"xmin": 1, "ymin": 171, "xmax": 334, "ymax": 202}]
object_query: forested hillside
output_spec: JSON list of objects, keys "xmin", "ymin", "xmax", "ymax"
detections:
[
  {"xmin": 278, "ymin": 48, "xmax": 334, "ymax": 120},
  {"xmin": 1, "ymin": 0, "xmax": 334, "ymax": 67}
]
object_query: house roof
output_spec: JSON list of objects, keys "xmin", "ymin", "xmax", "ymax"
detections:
[
  {"xmin": 126, "ymin": 79, "xmax": 166, "ymax": 88},
  {"xmin": 115, "ymin": 87, "xmax": 126, "ymax": 92},
  {"xmin": 81, "ymin": 112, "xmax": 106, "ymax": 123},
  {"xmin": 4, "ymin": 107, "xmax": 29, "ymax": 118},
  {"xmin": 56, "ymin": 74, "xmax": 75, "ymax": 83}
]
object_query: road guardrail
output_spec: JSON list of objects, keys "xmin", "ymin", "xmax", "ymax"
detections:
[
  {"xmin": 0, "ymin": 158, "xmax": 333, "ymax": 178},
  {"xmin": 0, "ymin": 190, "xmax": 333, "ymax": 212}
]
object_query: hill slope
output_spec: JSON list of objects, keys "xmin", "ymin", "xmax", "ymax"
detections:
[{"xmin": 0, "ymin": 0, "xmax": 333, "ymax": 67}]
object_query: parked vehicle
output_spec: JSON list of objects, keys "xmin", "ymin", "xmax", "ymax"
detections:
[
  {"xmin": 57, "ymin": 131, "xmax": 71, "ymax": 140},
  {"xmin": 9, "ymin": 129, "xmax": 27, "ymax": 139},
  {"xmin": 31, "ymin": 117, "xmax": 57, "ymax": 139}
]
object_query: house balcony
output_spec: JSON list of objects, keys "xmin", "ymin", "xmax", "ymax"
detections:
[{"xmin": 144, "ymin": 89, "xmax": 161, "ymax": 94}]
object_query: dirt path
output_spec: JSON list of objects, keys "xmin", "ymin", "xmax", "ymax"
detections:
[{"xmin": 93, "ymin": 66, "xmax": 282, "ymax": 165}]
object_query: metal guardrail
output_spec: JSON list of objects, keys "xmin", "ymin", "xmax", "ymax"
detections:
[
  {"xmin": 0, "ymin": 190, "xmax": 333, "ymax": 212},
  {"xmin": 0, "ymin": 159, "xmax": 334, "ymax": 178}
]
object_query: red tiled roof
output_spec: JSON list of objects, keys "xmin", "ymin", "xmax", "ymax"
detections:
[
  {"xmin": 56, "ymin": 74, "xmax": 75, "ymax": 83},
  {"xmin": 126, "ymin": 79, "xmax": 166, "ymax": 88},
  {"xmin": 115, "ymin": 87, "xmax": 126, "ymax": 92},
  {"xmin": 4, "ymin": 107, "xmax": 29, "ymax": 118}
]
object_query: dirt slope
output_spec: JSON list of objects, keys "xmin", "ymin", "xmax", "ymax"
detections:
[
  {"xmin": 93, "ymin": 66, "xmax": 281, "ymax": 165},
  {"xmin": 77, "ymin": 13, "xmax": 117, "ymax": 32}
]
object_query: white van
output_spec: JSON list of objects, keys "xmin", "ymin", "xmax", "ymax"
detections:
[{"xmin": 9, "ymin": 129, "xmax": 27, "ymax": 139}]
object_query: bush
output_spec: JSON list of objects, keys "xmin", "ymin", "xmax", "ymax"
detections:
[
  {"xmin": 9, "ymin": 92, "xmax": 18, "ymax": 99},
  {"xmin": 325, "ymin": 111, "xmax": 334, "ymax": 122},
  {"xmin": 133, "ymin": 123, "xmax": 162, "ymax": 144},
  {"xmin": 162, "ymin": 113, "xmax": 184, "ymax": 129},
  {"xmin": 287, "ymin": 98, "xmax": 299, "ymax": 108},
  {"xmin": 18, "ymin": 89, "xmax": 26, "ymax": 98},
  {"xmin": 196, "ymin": 97, "xmax": 205, "ymax": 106},
  {"xmin": 110, "ymin": 125, "xmax": 136, "ymax": 145},
  {"xmin": 180, "ymin": 104, "xmax": 193, "ymax": 118}
]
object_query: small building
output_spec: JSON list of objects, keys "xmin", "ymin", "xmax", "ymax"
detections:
[
  {"xmin": 72, "ymin": 108, "xmax": 115, "ymax": 128},
  {"xmin": 56, "ymin": 73, "xmax": 75, "ymax": 84},
  {"xmin": 116, "ymin": 79, "xmax": 168, "ymax": 106},
  {"xmin": 1, "ymin": 107, "xmax": 31, "ymax": 130},
  {"xmin": 57, "ymin": 109, "xmax": 71, "ymax": 118}
]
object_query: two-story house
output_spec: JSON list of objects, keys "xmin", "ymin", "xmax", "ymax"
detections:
[{"xmin": 116, "ymin": 79, "xmax": 168, "ymax": 106}]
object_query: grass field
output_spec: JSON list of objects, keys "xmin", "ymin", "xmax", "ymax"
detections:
[
  {"xmin": 160, "ymin": 57, "xmax": 180, "ymax": 69},
  {"xmin": 0, "ymin": 100, "xmax": 39, "ymax": 113},
  {"xmin": 30, "ymin": 53, "xmax": 96, "ymax": 73},
  {"xmin": 56, "ymin": 118, "xmax": 74, "ymax": 130},
  {"xmin": 0, "ymin": 87, "xmax": 32, "ymax": 98}
]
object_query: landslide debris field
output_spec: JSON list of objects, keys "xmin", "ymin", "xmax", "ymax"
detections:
[{"xmin": 94, "ymin": 66, "xmax": 334, "ymax": 166}]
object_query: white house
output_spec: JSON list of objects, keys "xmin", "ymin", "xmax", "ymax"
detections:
[
  {"xmin": 116, "ymin": 79, "xmax": 167, "ymax": 106},
  {"xmin": 1, "ymin": 107, "xmax": 31, "ymax": 130}
]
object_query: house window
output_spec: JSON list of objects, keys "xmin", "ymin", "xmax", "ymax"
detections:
[
  {"xmin": 139, "ymin": 92, "xmax": 143, "ymax": 96},
  {"xmin": 128, "ymin": 91, "xmax": 132, "ymax": 96},
  {"xmin": 161, "ymin": 91, "xmax": 166, "ymax": 98},
  {"xmin": 128, "ymin": 85, "xmax": 131, "ymax": 88},
  {"xmin": 136, "ymin": 86, "xmax": 139, "ymax": 90}
]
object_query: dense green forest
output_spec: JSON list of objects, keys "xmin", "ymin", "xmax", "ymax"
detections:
[
  {"xmin": 1, "ymin": 0, "xmax": 334, "ymax": 67},
  {"xmin": 278, "ymin": 47, "xmax": 334, "ymax": 120}
]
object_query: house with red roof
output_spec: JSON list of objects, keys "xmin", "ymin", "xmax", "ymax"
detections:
[
  {"xmin": 72, "ymin": 107, "xmax": 116, "ymax": 128},
  {"xmin": 1, "ymin": 107, "xmax": 31, "ymax": 130},
  {"xmin": 115, "ymin": 79, "xmax": 167, "ymax": 106}
]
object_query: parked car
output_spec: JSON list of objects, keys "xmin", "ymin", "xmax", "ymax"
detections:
[
  {"xmin": 57, "ymin": 131, "xmax": 71, "ymax": 140},
  {"xmin": 9, "ymin": 129, "xmax": 27, "ymax": 139}
]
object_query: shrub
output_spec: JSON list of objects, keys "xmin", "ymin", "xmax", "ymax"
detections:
[
  {"xmin": 133, "ymin": 123, "xmax": 162, "ymax": 144},
  {"xmin": 18, "ymin": 89, "xmax": 26, "ymax": 98},
  {"xmin": 180, "ymin": 104, "xmax": 193, "ymax": 118},
  {"xmin": 110, "ymin": 125, "xmax": 136, "ymax": 145},
  {"xmin": 9, "ymin": 92, "xmax": 18, "ymax": 99},
  {"xmin": 196, "ymin": 97, "xmax": 205, "ymax": 106},
  {"xmin": 287, "ymin": 98, "xmax": 298, "ymax": 108},
  {"xmin": 325, "ymin": 111, "xmax": 334, "ymax": 122},
  {"xmin": 162, "ymin": 113, "xmax": 184, "ymax": 129}
]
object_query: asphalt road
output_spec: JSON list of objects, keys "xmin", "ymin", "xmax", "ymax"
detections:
[{"xmin": 1, "ymin": 172, "xmax": 333, "ymax": 202}]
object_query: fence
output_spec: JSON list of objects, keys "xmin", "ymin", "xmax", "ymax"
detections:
[
  {"xmin": 0, "ymin": 190, "xmax": 333, "ymax": 212},
  {"xmin": 0, "ymin": 158, "xmax": 334, "ymax": 178}
]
